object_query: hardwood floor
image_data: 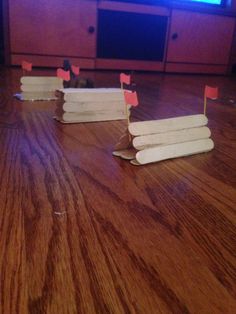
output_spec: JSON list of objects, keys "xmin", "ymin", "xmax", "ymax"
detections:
[{"xmin": 0, "ymin": 67, "xmax": 236, "ymax": 314}]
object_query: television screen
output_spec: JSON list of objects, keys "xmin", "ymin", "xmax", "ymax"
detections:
[
  {"xmin": 107, "ymin": 0, "xmax": 224, "ymax": 6},
  {"xmin": 178, "ymin": 0, "xmax": 222, "ymax": 4}
]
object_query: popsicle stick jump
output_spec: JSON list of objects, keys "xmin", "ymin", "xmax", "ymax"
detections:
[{"xmin": 113, "ymin": 87, "xmax": 216, "ymax": 165}]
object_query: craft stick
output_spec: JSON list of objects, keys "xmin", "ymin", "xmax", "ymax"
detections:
[
  {"xmin": 63, "ymin": 88, "xmax": 124, "ymax": 102},
  {"xmin": 133, "ymin": 126, "xmax": 211, "ymax": 150},
  {"xmin": 135, "ymin": 138, "xmax": 214, "ymax": 165},
  {"xmin": 21, "ymin": 84, "xmax": 63, "ymax": 92},
  {"xmin": 61, "ymin": 109, "xmax": 127, "ymax": 118},
  {"xmin": 125, "ymin": 102, "xmax": 130, "ymax": 125},
  {"xmin": 113, "ymin": 148, "xmax": 136, "ymax": 160},
  {"xmin": 55, "ymin": 110, "xmax": 127, "ymax": 123},
  {"xmin": 130, "ymin": 159, "xmax": 141, "ymax": 166},
  {"xmin": 21, "ymin": 91, "xmax": 57, "ymax": 101},
  {"xmin": 60, "ymin": 88, "xmax": 122, "ymax": 94},
  {"xmin": 20, "ymin": 76, "xmax": 63, "ymax": 85},
  {"xmin": 128, "ymin": 114, "xmax": 208, "ymax": 136},
  {"xmin": 114, "ymin": 129, "xmax": 132, "ymax": 151},
  {"xmin": 121, "ymin": 81, "xmax": 130, "ymax": 125},
  {"xmin": 62, "ymin": 102, "xmax": 129, "ymax": 113}
]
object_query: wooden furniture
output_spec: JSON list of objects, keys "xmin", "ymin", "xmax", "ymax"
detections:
[
  {"xmin": 1, "ymin": 67, "xmax": 236, "ymax": 313},
  {"xmin": 166, "ymin": 10, "xmax": 236, "ymax": 74},
  {"xmin": 8, "ymin": 0, "xmax": 97, "ymax": 68},
  {"xmin": 96, "ymin": 0, "xmax": 170, "ymax": 71},
  {"xmin": 5, "ymin": 0, "xmax": 236, "ymax": 73}
]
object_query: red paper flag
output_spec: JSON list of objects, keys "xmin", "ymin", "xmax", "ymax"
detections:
[
  {"xmin": 124, "ymin": 91, "xmax": 138, "ymax": 107},
  {"xmin": 71, "ymin": 65, "xmax": 80, "ymax": 76},
  {"xmin": 21, "ymin": 60, "xmax": 32, "ymax": 72},
  {"xmin": 57, "ymin": 68, "xmax": 70, "ymax": 81},
  {"xmin": 204, "ymin": 85, "xmax": 218, "ymax": 100},
  {"xmin": 120, "ymin": 73, "xmax": 131, "ymax": 85}
]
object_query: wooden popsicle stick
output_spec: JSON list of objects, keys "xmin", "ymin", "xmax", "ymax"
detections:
[
  {"xmin": 114, "ymin": 129, "xmax": 132, "ymax": 151},
  {"xmin": 64, "ymin": 89, "xmax": 124, "ymax": 102},
  {"xmin": 121, "ymin": 81, "xmax": 131, "ymax": 126},
  {"xmin": 133, "ymin": 126, "xmax": 211, "ymax": 150},
  {"xmin": 21, "ymin": 84, "xmax": 63, "ymax": 92},
  {"xmin": 21, "ymin": 91, "xmax": 57, "ymax": 101},
  {"xmin": 113, "ymin": 148, "xmax": 136, "ymax": 160},
  {"xmin": 128, "ymin": 114, "xmax": 208, "ymax": 136},
  {"xmin": 21, "ymin": 76, "xmax": 63, "ymax": 85},
  {"xmin": 58, "ymin": 110, "xmax": 127, "ymax": 123},
  {"xmin": 130, "ymin": 159, "xmax": 141, "ymax": 166},
  {"xmin": 63, "ymin": 102, "xmax": 129, "ymax": 113},
  {"xmin": 136, "ymin": 139, "xmax": 214, "ymax": 165}
]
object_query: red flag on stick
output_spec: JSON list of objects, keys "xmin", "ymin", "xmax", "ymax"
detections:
[
  {"xmin": 124, "ymin": 91, "xmax": 138, "ymax": 107},
  {"xmin": 57, "ymin": 68, "xmax": 70, "ymax": 81},
  {"xmin": 120, "ymin": 73, "xmax": 131, "ymax": 85},
  {"xmin": 71, "ymin": 65, "xmax": 80, "ymax": 76},
  {"xmin": 21, "ymin": 60, "xmax": 32, "ymax": 72},
  {"xmin": 205, "ymin": 85, "xmax": 218, "ymax": 100}
]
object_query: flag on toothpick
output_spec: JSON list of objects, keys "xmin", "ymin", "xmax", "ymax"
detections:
[
  {"xmin": 21, "ymin": 60, "xmax": 32, "ymax": 72},
  {"xmin": 124, "ymin": 91, "xmax": 138, "ymax": 107},
  {"xmin": 71, "ymin": 65, "xmax": 80, "ymax": 76},
  {"xmin": 205, "ymin": 85, "xmax": 219, "ymax": 100},
  {"xmin": 203, "ymin": 85, "xmax": 219, "ymax": 116},
  {"xmin": 120, "ymin": 73, "xmax": 131, "ymax": 85},
  {"xmin": 57, "ymin": 68, "xmax": 70, "ymax": 81}
]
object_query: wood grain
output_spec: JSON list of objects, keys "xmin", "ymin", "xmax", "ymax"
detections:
[
  {"xmin": 0, "ymin": 66, "xmax": 236, "ymax": 313},
  {"xmin": 167, "ymin": 10, "xmax": 235, "ymax": 65},
  {"xmin": 9, "ymin": 0, "xmax": 97, "ymax": 58}
]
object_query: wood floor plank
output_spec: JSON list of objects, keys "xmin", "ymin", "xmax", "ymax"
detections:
[
  {"xmin": 0, "ymin": 128, "xmax": 28, "ymax": 314},
  {"xmin": 0, "ymin": 67, "xmax": 236, "ymax": 313}
]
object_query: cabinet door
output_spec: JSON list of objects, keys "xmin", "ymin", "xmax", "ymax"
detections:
[
  {"xmin": 9, "ymin": 0, "xmax": 97, "ymax": 58},
  {"xmin": 167, "ymin": 10, "xmax": 235, "ymax": 65}
]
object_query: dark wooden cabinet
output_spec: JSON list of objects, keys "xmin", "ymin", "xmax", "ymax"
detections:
[
  {"xmin": 166, "ymin": 10, "xmax": 235, "ymax": 74},
  {"xmin": 8, "ymin": 0, "xmax": 97, "ymax": 68},
  {"xmin": 6, "ymin": 0, "xmax": 236, "ymax": 74}
]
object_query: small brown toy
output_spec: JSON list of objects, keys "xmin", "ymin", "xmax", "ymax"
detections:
[{"xmin": 62, "ymin": 59, "xmax": 94, "ymax": 89}]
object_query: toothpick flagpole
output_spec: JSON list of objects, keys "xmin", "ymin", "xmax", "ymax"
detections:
[
  {"xmin": 204, "ymin": 85, "xmax": 219, "ymax": 117},
  {"xmin": 204, "ymin": 94, "xmax": 207, "ymax": 116},
  {"xmin": 120, "ymin": 80, "xmax": 130, "ymax": 126}
]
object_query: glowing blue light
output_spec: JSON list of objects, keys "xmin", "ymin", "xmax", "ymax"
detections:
[{"xmin": 188, "ymin": 0, "xmax": 222, "ymax": 4}]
